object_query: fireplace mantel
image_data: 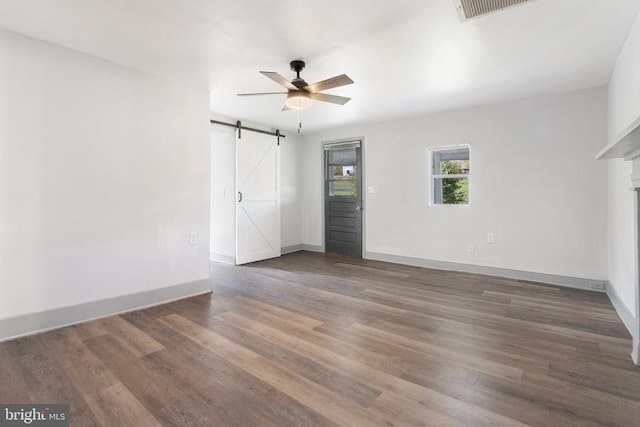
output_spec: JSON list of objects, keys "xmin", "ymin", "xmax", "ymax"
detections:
[{"xmin": 597, "ymin": 115, "xmax": 640, "ymax": 161}]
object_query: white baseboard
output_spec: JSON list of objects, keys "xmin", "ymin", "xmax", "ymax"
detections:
[
  {"xmin": 607, "ymin": 283, "xmax": 638, "ymax": 365},
  {"xmin": 0, "ymin": 278, "xmax": 212, "ymax": 342},
  {"xmin": 210, "ymin": 252, "xmax": 235, "ymax": 264},
  {"xmin": 281, "ymin": 244, "xmax": 304, "ymax": 254},
  {"xmin": 365, "ymin": 251, "xmax": 607, "ymax": 292},
  {"xmin": 280, "ymin": 244, "xmax": 324, "ymax": 254},
  {"xmin": 606, "ymin": 283, "xmax": 636, "ymax": 337},
  {"xmin": 212, "ymin": 246, "xmax": 322, "ymax": 263},
  {"xmin": 301, "ymin": 244, "xmax": 324, "ymax": 253}
]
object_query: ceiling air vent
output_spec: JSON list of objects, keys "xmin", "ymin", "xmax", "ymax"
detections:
[{"xmin": 455, "ymin": 0, "xmax": 532, "ymax": 21}]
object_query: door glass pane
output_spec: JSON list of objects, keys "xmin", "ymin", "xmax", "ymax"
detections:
[
  {"xmin": 329, "ymin": 180, "xmax": 357, "ymax": 197},
  {"xmin": 328, "ymin": 148, "xmax": 357, "ymax": 165},
  {"xmin": 326, "ymin": 146, "xmax": 358, "ymax": 197},
  {"xmin": 328, "ymin": 165, "xmax": 357, "ymax": 181}
]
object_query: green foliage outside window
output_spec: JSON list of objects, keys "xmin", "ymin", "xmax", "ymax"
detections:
[{"xmin": 441, "ymin": 160, "xmax": 469, "ymax": 204}]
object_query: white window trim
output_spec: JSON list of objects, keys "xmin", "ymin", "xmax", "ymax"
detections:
[{"xmin": 428, "ymin": 144, "xmax": 470, "ymax": 207}]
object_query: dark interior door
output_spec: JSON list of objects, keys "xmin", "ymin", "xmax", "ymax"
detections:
[{"xmin": 324, "ymin": 142, "xmax": 362, "ymax": 257}]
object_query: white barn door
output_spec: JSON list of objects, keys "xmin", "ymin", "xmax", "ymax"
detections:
[{"xmin": 235, "ymin": 130, "xmax": 280, "ymax": 265}]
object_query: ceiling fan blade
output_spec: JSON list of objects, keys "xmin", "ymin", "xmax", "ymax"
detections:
[
  {"xmin": 237, "ymin": 92, "xmax": 288, "ymax": 96},
  {"xmin": 304, "ymin": 74, "xmax": 354, "ymax": 93},
  {"xmin": 308, "ymin": 92, "xmax": 351, "ymax": 105},
  {"xmin": 281, "ymin": 104, "xmax": 291, "ymax": 111},
  {"xmin": 260, "ymin": 71, "xmax": 297, "ymax": 90}
]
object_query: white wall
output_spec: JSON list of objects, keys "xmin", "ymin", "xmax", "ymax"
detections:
[
  {"xmin": 608, "ymin": 14, "xmax": 640, "ymax": 141},
  {"xmin": 607, "ymin": 159, "xmax": 635, "ymax": 315},
  {"xmin": 280, "ymin": 132, "xmax": 303, "ymax": 248},
  {"xmin": 210, "ymin": 126, "xmax": 236, "ymax": 260},
  {"xmin": 607, "ymin": 12, "xmax": 640, "ymax": 319},
  {"xmin": 0, "ymin": 29, "xmax": 211, "ymax": 320},
  {"xmin": 302, "ymin": 87, "xmax": 608, "ymax": 280}
]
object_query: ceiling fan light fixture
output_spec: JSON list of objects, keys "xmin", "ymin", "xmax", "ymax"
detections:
[{"xmin": 285, "ymin": 91, "xmax": 312, "ymax": 110}]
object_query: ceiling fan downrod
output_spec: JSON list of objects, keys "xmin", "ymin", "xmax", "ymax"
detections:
[{"xmin": 290, "ymin": 60, "xmax": 305, "ymax": 80}]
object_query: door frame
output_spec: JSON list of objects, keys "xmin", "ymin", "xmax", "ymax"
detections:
[
  {"xmin": 321, "ymin": 138, "xmax": 365, "ymax": 257},
  {"xmin": 633, "ymin": 188, "xmax": 640, "ymax": 364}
]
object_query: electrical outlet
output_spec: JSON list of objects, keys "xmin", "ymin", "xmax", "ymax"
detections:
[
  {"xmin": 487, "ymin": 232, "xmax": 495, "ymax": 243},
  {"xmin": 468, "ymin": 243, "xmax": 475, "ymax": 253},
  {"xmin": 189, "ymin": 231, "xmax": 198, "ymax": 245},
  {"xmin": 589, "ymin": 281, "xmax": 606, "ymax": 291}
]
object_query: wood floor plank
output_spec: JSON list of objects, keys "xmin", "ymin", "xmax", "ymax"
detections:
[
  {"xmin": 84, "ymin": 333, "xmax": 185, "ymax": 419},
  {"xmin": 42, "ymin": 328, "xmax": 119, "ymax": 396},
  {"xmin": 456, "ymin": 373, "xmax": 601, "ymax": 427},
  {"xmin": 85, "ymin": 382, "xmax": 162, "ymax": 427},
  {"xmin": 361, "ymin": 287, "xmax": 510, "ymax": 317},
  {"xmin": 159, "ymin": 314, "xmax": 386, "ymax": 427},
  {"xmin": 345, "ymin": 322, "xmax": 524, "ymax": 381},
  {"xmin": 369, "ymin": 391, "xmax": 464, "ymax": 427},
  {"xmin": 365, "ymin": 318, "xmax": 568, "ymax": 369},
  {"xmin": 215, "ymin": 309, "xmax": 529, "ymax": 426},
  {"xmin": 334, "ymin": 262, "xmax": 412, "ymax": 278},
  {"xmin": 204, "ymin": 314, "xmax": 383, "ymax": 408},
  {"xmin": 233, "ymin": 295, "xmax": 326, "ymax": 329},
  {"xmin": 4, "ymin": 336, "xmax": 102, "ymax": 427},
  {"xmin": 123, "ymin": 311, "xmax": 339, "ymax": 427},
  {"xmin": 97, "ymin": 315, "xmax": 164, "ymax": 357},
  {"xmin": 220, "ymin": 309, "xmax": 413, "ymax": 377},
  {"xmin": 548, "ymin": 359, "xmax": 640, "ymax": 400},
  {"xmin": 72, "ymin": 320, "xmax": 110, "ymax": 341},
  {"xmin": 0, "ymin": 345, "xmax": 31, "ymax": 403},
  {"xmin": 468, "ymin": 371, "xmax": 640, "ymax": 426},
  {"xmin": 143, "ymin": 349, "xmax": 337, "ymax": 427}
]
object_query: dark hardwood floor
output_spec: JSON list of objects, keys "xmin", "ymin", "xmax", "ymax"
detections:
[{"xmin": 1, "ymin": 251, "xmax": 639, "ymax": 426}]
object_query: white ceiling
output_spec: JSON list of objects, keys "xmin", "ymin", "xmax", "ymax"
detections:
[{"xmin": 1, "ymin": 0, "xmax": 639, "ymax": 133}]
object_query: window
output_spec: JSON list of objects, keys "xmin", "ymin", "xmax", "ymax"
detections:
[
  {"xmin": 326, "ymin": 148, "xmax": 358, "ymax": 197},
  {"xmin": 429, "ymin": 145, "xmax": 470, "ymax": 205}
]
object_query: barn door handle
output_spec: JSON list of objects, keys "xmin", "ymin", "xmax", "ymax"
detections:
[{"xmin": 238, "ymin": 192, "xmax": 243, "ymax": 202}]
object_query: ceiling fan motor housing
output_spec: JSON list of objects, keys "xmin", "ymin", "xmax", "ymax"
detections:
[
  {"xmin": 290, "ymin": 60, "xmax": 307, "ymax": 87},
  {"xmin": 290, "ymin": 60, "xmax": 306, "ymax": 73}
]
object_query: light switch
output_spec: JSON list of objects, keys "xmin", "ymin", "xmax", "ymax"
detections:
[
  {"xmin": 189, "ymin": 232, "xmax": 198, "ymax": 245},
  {"xmin": 367, "ymin": 185, "xmax": 375, "ymax": 194}
]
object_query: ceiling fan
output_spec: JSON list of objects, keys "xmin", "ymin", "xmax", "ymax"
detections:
[{"xmin": 237, "ymin": 60, "xmax": 354, "ymax": 111}]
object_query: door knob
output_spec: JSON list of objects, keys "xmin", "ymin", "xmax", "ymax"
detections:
[{"xmin": 355, "ymin": 206, "xmax": 362, "ymax": 212}]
